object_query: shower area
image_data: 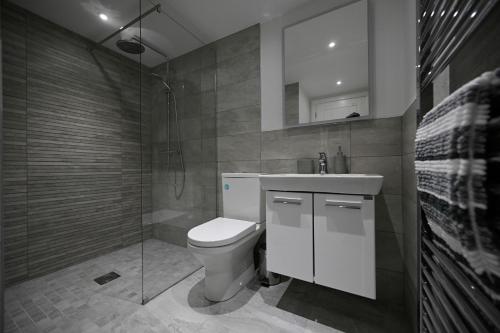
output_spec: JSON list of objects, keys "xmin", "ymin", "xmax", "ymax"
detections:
[{"xmin": 1, "ymin": 0, "xmax": 216, "ymax": 322}]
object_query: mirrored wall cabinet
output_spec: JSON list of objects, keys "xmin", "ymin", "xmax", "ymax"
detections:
[{"xmin": 283, "ymin": 0, "xmax": 369, "ymax": 127}]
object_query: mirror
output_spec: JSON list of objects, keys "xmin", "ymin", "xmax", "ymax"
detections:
[{"xmin": 283, "ymin": 0, "xmax": 369, "ymax": 127}]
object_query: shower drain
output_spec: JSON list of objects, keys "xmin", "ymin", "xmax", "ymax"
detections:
[{"xmin": 94, "ymin": 271, "xmax": 121, "ymax": 285}]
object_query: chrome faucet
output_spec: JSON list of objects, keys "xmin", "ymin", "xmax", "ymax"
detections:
[{"xmin": 319, "ymin": 152, "xmax": 328, "ymax": 175}]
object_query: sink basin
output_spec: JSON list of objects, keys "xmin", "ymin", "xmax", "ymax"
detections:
[{"xmin": 259, "ymin": 174, "xmax": 383, "ymax": 195}]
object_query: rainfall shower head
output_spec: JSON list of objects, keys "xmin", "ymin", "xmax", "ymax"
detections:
[{"xmin": 116, "ymin": 39, "xmax": 145, "ymax": 54}]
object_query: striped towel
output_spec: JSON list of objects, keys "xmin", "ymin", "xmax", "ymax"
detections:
[{"xmin": 416, "ymin": 69, "xmax": 500, "ymax": 301}]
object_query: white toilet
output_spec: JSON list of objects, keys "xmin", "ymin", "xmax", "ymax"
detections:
[{"xmin": 187, "ymin": 173, "xmax": 265, "ymax": 302}]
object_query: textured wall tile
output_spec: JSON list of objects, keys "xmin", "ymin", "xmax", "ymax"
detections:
[
  {"xmin": 182, "ymin": 139, "xmax": 202, "ymax": 162},
  {"xmin": 376, "ymin": 269, "xmax": 404, "ymax": 305},
  {"xmin": 200, "ymin": 91, "xmax": 216, "ymax": 117},
  {"xmin": 201, "ymin": 137, "xmax": 217, "ymax": 162},
  {"xmin": 350, "ymin": 156, "xmax": 402, "ymax": 195},
  {"xmin": 201, "ymin": 116, "xmax": 216, "ymax": 138},
  {"xmin": 182, "ymin": 93, "xmax": 201, "ymax": 119},
  {"xmin": 261, "ymin": 126, "xmax": 324, "ymax": 160},
  {"xmin": 261, "ymin": 159, "xmax": 299, "ymax": 174},
  {"xmin": 181, "ymin": 117, "xmax": 202, "ymax": 140},
  {"xmin": 217, "ymin": 160, "xmax": 261, "ymax": 174},
  {"xmin": 216, "ymin": 25, "xmax": 259, "ymax": 63},
  {"xmin": 375, "ymin": 231, "xmax": 404, "ymax": 272},
  {"xmin": 2, "ymin": 3, "xmax": 29, "ymax": 284},
  {"xmin": 217, "ymin": 133, "xmax": 261, "ymax": 162},
  {"xmin": 324, "ymin": 123, "xmax": 351, "ymax": 158},
  {"xmin": 402, "ymin": 101, "xmax": 417, "ymax": 154},
  {"xmin": 375, "ymin": 194, "xmax": 403, "ymax": 234},
  {"xmin": 216, "ymin": 105, "xmax": 260, "ymax": 136},
  {"xmin": 402, "ymin": 153, "xmax": 416, "ymax": 203},
  {"xmin": 351, "ymin": 118, "xmax": 402, "ymax": 157},
  {"xmin": 183, "ymin": 70, "xmax": 201, "ymax": 96},
  {"xmin": 403, "ymin": 198, "xmax": 418, "ymax": 288},
  {"xmin": 1, "ymin": 4, "xmax": 154, "ymax": 282},
  {"xmin": 217, "ymin": 49, "xmax": 260, "ymax": 88},
  {"xmin": 217, "ymin": 77, "xmax": 260, "ymax": 112},
  {"xmin": 200, "ymin": 66, "xmax": 215, "ymax": 93}
]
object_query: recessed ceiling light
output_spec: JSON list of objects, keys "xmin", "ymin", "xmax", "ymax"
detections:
[
  {"xmin": 119, "ymin": 26, "xmax": 124, "ymax": 30},
  {"xmin": 99, "ymin": 13, "xmax": 108, "ymax": 21},
  {"xmin": 336, "ymin": 80, "xmax": 342, "ymax": 85},
  {"xmin": 453, "ymin": 11, "xmax": 459, "ymax": 17},
  {"xmin": 470, "ymin": 11, "xmax": 477, "ymax": 18},
  {"xmin": 328, "ymin": 42, "xmax": 336, "ymax": 48}
]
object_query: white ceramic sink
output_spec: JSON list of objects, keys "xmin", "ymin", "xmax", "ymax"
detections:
[{"xmin": 259, "ymin": 174, "xmax": 384, "ymax": 195}]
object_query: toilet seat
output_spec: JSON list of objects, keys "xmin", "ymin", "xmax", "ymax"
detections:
[{"xmin": 187, "ymin": 217, "xmax": 256, "ymax": 248}]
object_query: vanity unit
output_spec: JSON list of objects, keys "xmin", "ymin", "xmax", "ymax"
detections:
[{"xmin": 260, "ymin": 174, "xmax": 383, "ymax": 299}]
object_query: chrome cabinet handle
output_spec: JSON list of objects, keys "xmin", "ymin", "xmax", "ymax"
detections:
[
  {"xmin": 273, "ymin": 197, "xmax": 302, "ymax": 205},
  {"xmin": 325, "ymin": 199, "xmax": 361, "ymax": 210}
]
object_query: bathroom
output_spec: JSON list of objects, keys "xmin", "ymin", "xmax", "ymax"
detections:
[{"xmin": 0, "ymin": 0, "xmax": 499, "ymax": 332}]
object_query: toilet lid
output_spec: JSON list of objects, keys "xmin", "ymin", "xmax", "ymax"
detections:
[{"xmin": 188, "ymin": 217, "xmax": 256, "ymax": 247}]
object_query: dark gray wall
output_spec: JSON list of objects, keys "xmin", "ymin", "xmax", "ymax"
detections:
[
  {"xmin": 0, "ymin": 0, "xmax": 4, "ymax": 327},
  {"xmin": 1, "ymin": 3, "xmax": 151, "ymax": 285},
  {"xmin": 402, "ymin": 100, "xmax": 417, "ymax": 331}
]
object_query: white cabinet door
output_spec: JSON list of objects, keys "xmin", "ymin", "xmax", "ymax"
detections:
[
  {"xmin": 266, "ymin": 191, "xmax": 313, "ymax": 282},
  {"xmin": 314, "ymin": 193, "xmax": 375, "ymax": 299}
]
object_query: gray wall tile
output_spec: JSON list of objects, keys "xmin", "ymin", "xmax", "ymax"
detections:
[
  {"xmin": 1, "ymin": 4, "xmax": 152, "ymax": 284},
  {"xmin": 376, "ymin": 231, "xmax": 404, "ymax": 273},
  {"xmin": 401, "ymin": 100, "xmax": 418, "ymax": 329},
  {"xmin": 351, "ymin": 118, "xmax": 402, "ymax": 157},
  {"xmin": 325, "ymin": 123, "xmax": 351, "ymax": 158},
  {"xmin": 350, "ymin": 156, "xmax": 402, "ymax": 195},
  {"xmin": 375, "ymin": 194, "xmax": 403, "ymax": 234},
  {"xmin": 376, "ymin": 269, "xmax": 404, "ymax": 305},
  {"xmin": 261, "ymin": 126, "xmax": 324, "ymax": 160},
  {"xmin": 217, "ymin": 49, "xmax": 260, "ymax": 88},
  {"xmin": 216, "ymin": 106, "xmax": 260, "ymax": 136},
  {"xmin": 217, "ymin": 77, "xmax": 260, "ymax": 112},
  {"xmin": 200, "ymin": 91, "xmax": 216, "ymax": 117},
  {"xmin": 261, "ymin": 159, "xmax": 299, "ymax": 174},
  {"xmin": 402, "ymin": 152, "xmax": 416, "ymax": 203},
  {"xmin": 181, "ymin": 118, "xmax": 202, "ymax": 140},
  {"xmin": 216, "ymin": 25, "xmax": 259, "ymax": 63},
  {"xmin": 217, "ymin": 160, "xmax": 262, "ymax": 174},
  {"xmin": 403, "ymin": 197, "xmax": 418, "ymax": 288},
  {"xmin": 402, "ymin": 100, "xmax": 417, "ymax": 154},
  {"xmin": 217, "ymin": 133, "xmax": 261, "ymax": 162}
]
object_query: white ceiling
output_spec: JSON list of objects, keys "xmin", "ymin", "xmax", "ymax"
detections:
[
  {"xmin": 284, "ymin": 0, "xmax": 368, "ymax": 99},
  {"xmin": 11, "ymin": 0, "xmax": 311, "ymax": 67}
]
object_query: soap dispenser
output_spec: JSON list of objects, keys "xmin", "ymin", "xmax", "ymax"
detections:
[{"xmin": 334, "ymin": 146, "xmax": 348, "ymax": 174}]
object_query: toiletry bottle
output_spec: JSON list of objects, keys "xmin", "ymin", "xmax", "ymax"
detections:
[{"xmin": 334, "ymin": 146, "xmax": 347, "ymax": 174}]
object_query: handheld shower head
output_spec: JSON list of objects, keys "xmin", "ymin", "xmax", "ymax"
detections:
[{"xmin": 151, "ymin": 73, "xmax": 172, "ymax": 91}]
